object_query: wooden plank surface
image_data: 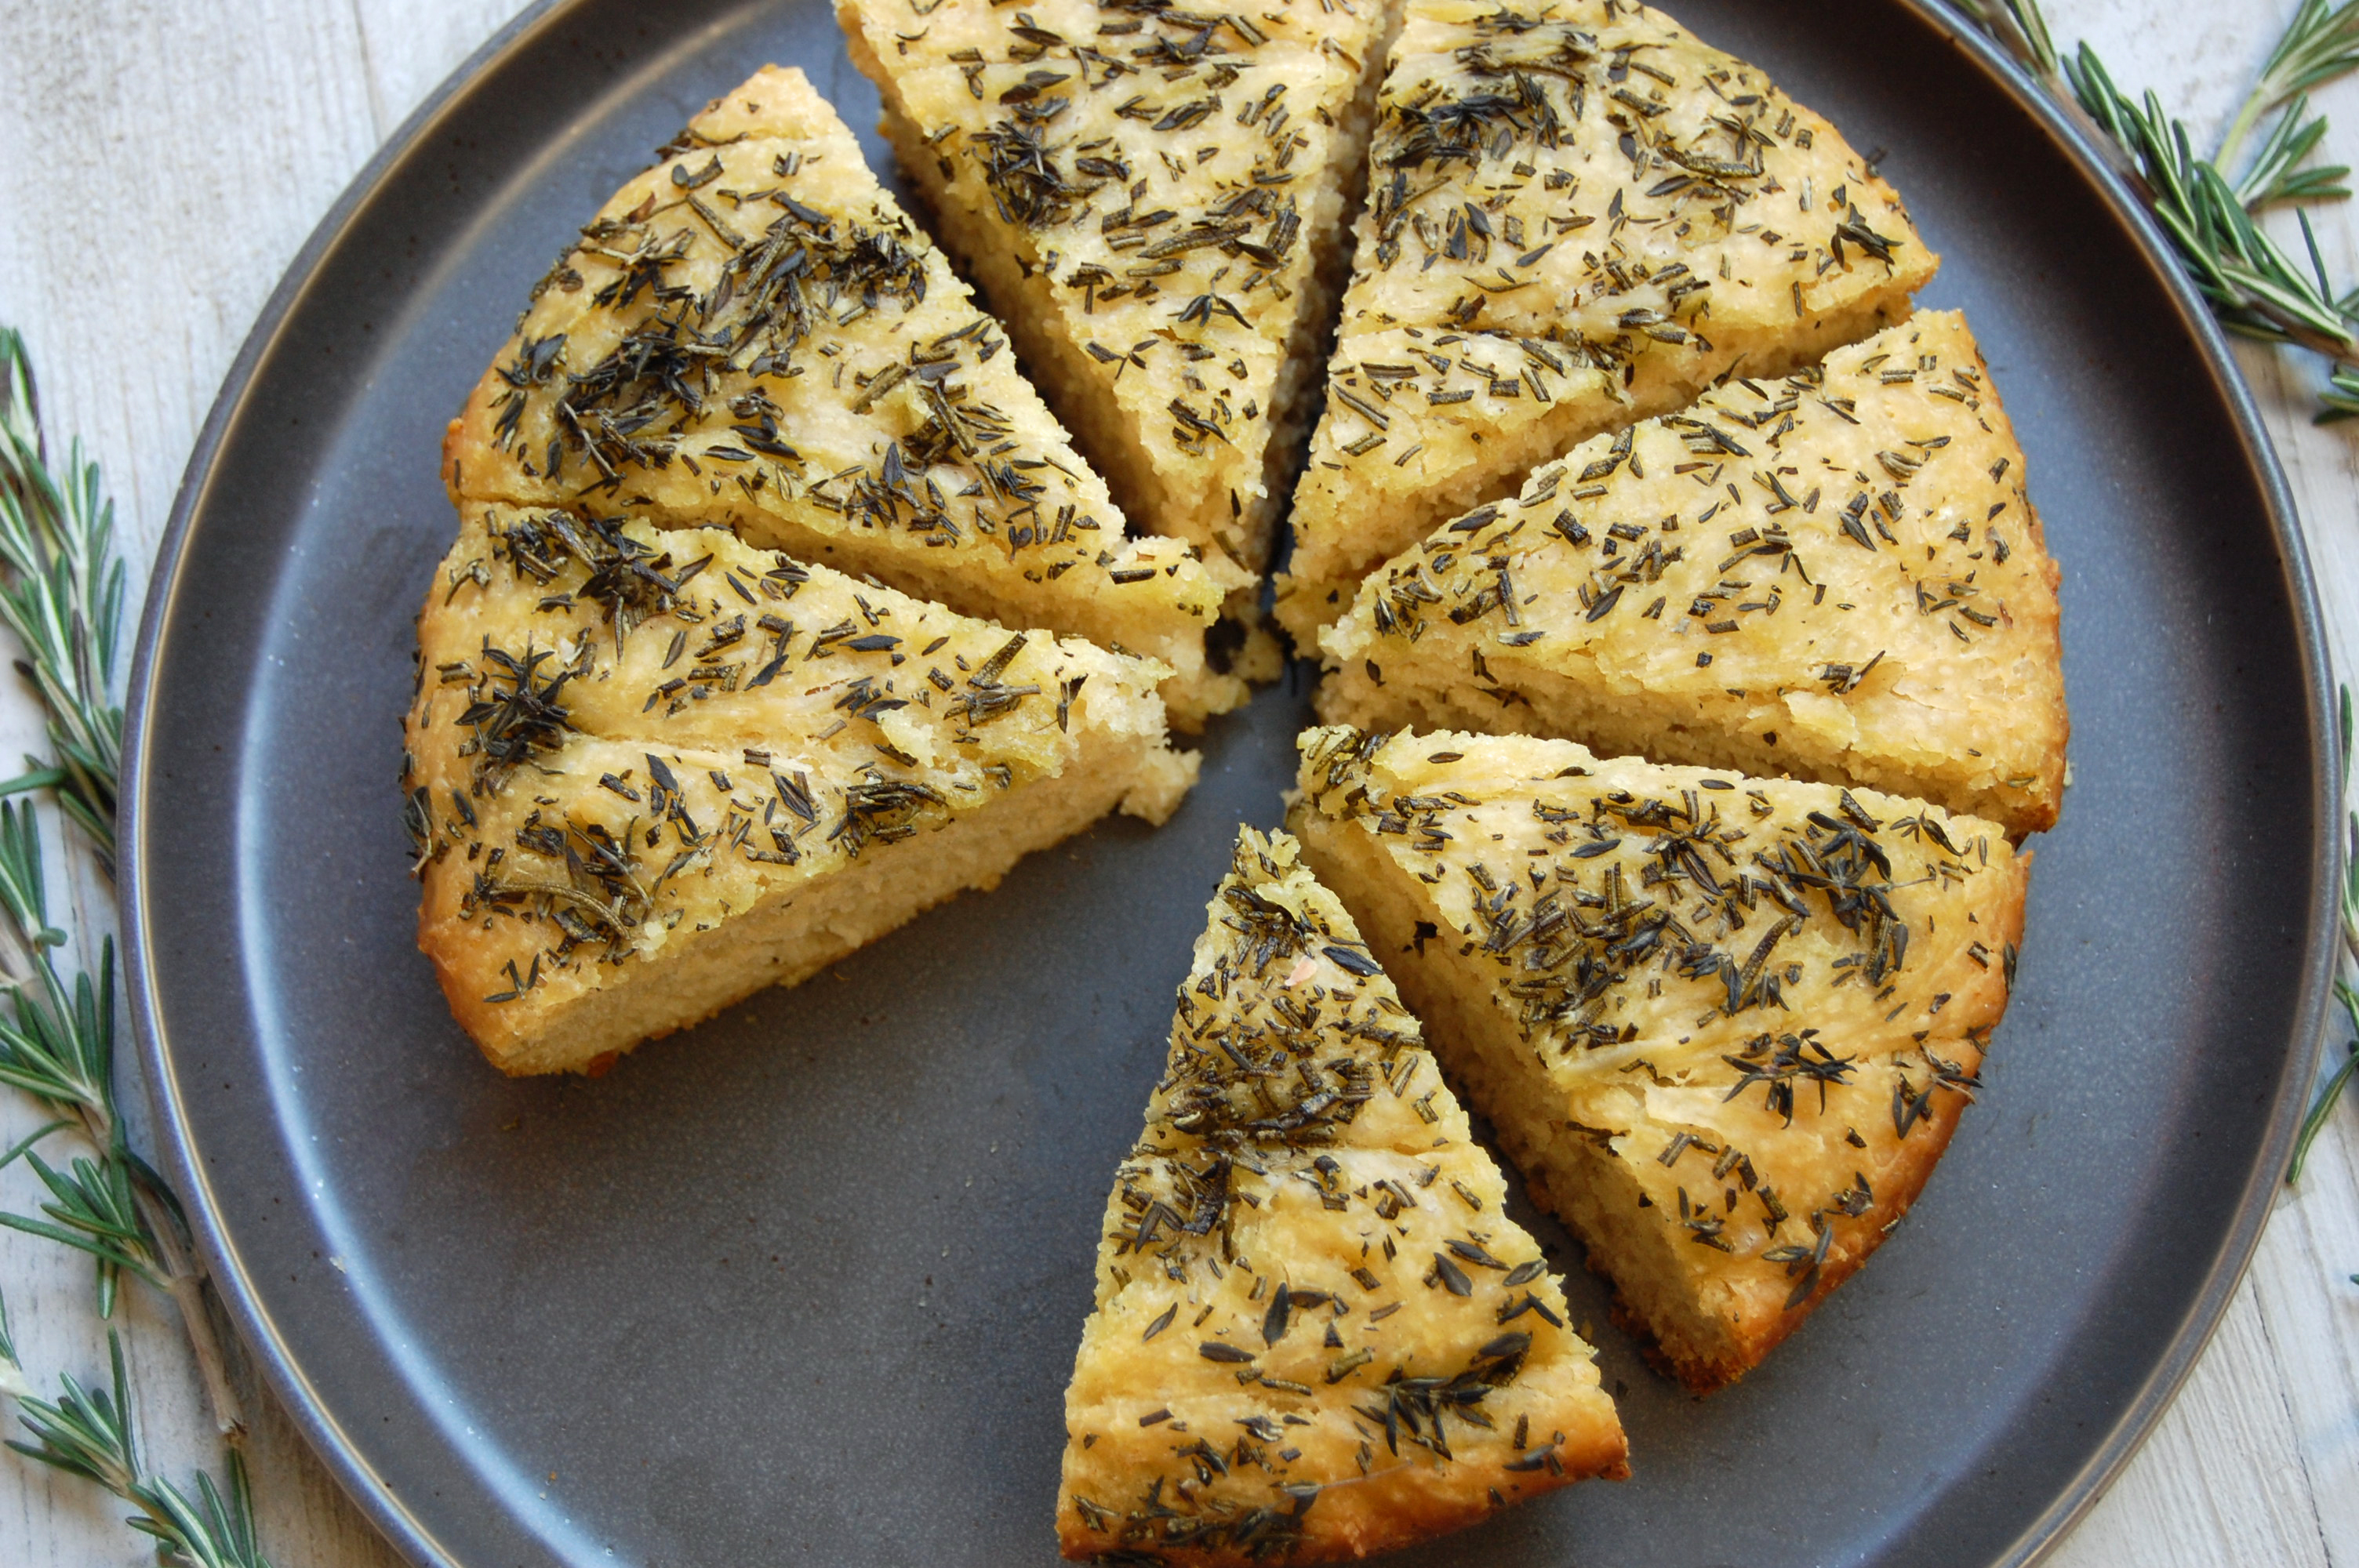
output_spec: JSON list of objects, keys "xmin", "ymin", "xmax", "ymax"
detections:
[{"xmin": 0, "ymin": 0, "xmax": 2352, "ymax": 1563}]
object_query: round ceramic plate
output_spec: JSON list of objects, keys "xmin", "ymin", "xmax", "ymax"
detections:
[{"xmin": 124, "ymin": 1, "xmax": 2337, "ymax": 1564}]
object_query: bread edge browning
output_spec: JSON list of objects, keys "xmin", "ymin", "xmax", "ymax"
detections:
[{"xmin": 1287, "ymin": 790, "xmax": 2027, "ymax": 1393}]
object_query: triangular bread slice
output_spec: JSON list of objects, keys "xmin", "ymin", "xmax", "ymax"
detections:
[
  {"xmin": 1289, "ymin": 728, "xmax": 2026, "ymax": 1392},
  {"xmin": 403, "ymin": 503, "xmax": 1194, "ymax": 1075},
  {"xmin": 1274, "ymin": 0, "xmax": 1938, "ymax": 648},
  {"xmin": 838, "ymin": 0, "xmax": 1404, "ymax": 589},
  {"xmin": 442, "ymin": 64, "xmax": 1242, "ymax": 727},
  {"xmin": 1058, "ymin": 826, "xmax": 1627, "ymax": 1563},
  {"xmin": 1317, "ymin": 310, "xmax": 2066, "ymax": 838}
]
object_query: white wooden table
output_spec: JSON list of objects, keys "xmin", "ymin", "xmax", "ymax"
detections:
[{"xmin": 0, "ymin": 0, "xmax": 2353, "ymax": 1562}]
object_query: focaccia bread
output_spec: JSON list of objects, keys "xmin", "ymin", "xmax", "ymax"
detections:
[
  {"xmin": 1275, "ymin": 0, "xmax": 1937, "ymax": 648},
  {"xmin": 838, "ymin": 0, "xmax": 1403, "ymax": 591},
  {"xmin": 1316, "ymin": 310, "xmax": 2066, "ymax": 838},
  {"xmin": 1059, "ymin": 826, "xmax": 1627, "ymax": 1563},
  {"xmin": 442, "ymin": 65, "xmax": 1245, "ymax": 725},
  {"xmin": 404, "ymin": 503, "xmax": 1194, "ymax": 1075},
  {"xmin": 1289, "ymin": 728, "xmax": 2026, "ymax": 1392}
]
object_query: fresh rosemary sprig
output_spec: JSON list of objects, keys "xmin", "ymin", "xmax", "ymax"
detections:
[
  {"xmin": 0, "ymin": 327, "xmax": 253, "ymax": 1564},
  {"xmin": 0, "ymin": 326, "xmax": 125, "ymax": 858},
  {"xmin": 0, "ymin": 797, "xmax": 236, "ymax": 1388},
  {"xmin": 2219, "ymin": 0, "xmax": 2359, "ymax": 180},
  {"xmin": 0, "ymin": 1292, "xmax": 271, "ymax": 1568},
  {"xmin": 1959, "ymin": 0, "xmax": 2359, "ymax": 418}
]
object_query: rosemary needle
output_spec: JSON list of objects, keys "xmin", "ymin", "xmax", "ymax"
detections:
[{"xmin": 2289, "ymin": 1030, "xmax": 2358, "ymax": 1185}]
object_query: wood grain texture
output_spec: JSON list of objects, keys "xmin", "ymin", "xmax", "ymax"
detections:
[{"xmin": 0, "ymin": 0, "xmax": 2351, "ymax": 1564}]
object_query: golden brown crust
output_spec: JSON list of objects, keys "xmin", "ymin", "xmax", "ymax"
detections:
[
  {"xmin": 1568, "ymin": 1057, "xmax": 1977, "ymax": 1392},
  {"xmin": 1056, "ymin": 828, "xmax": 1626, "ymax": 1563},
  {"xmin": 440, "ymin": 64, "xmax": 1245, "ymax": 725},
  {"xmin": 1289, "ymin": 727, "xmax": 2026, "ymax": 1392},
  {"xmin": 1274, "ymin": 0, "xmax": 1939, "ymax": 649},
  {"xmin": 1315, "ymin": 309, "xmax": 2068, "ymax": 839}
]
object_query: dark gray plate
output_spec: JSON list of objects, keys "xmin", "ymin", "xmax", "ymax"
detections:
[{"xmin": 123, "ymin": 1, "xmax": 2337, "ymax": 1564}]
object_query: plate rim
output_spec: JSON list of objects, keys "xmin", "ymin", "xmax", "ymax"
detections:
[
  {"xmin": 1882, "ymin": 13, "xmax": 2339, "ymax": 1564},
  {"xmin": 121, "ymin": 11, "xmax": 593, "ymax": 1565},
  {"xmin": 117, "ymin": 3, "xmax": 2341, "ymax": 1566}
]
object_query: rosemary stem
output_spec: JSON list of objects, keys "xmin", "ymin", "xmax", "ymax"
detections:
[
  {"xmin": 2217, "ymin": 90, "xmax": 2273, "ymax": 180},
  {"xmin": 2248, "ymin": 305, "xmax": 2359, "ymax": 365},
  {"xmin": 151, "ymin": 1218, "xmax": 245, "ymax": 1441},
  {"xmin": 60, "ymin": 1098, "xmax": 246, "ymax": 1438}
]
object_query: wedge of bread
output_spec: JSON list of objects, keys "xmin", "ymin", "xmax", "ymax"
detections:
[
  {"xmin": 1059, "ymin": 826, "xmax": 1627, "ymax": 1563},
  {"xmin": 404, "ymin": 504, "xmax": 1194, "ymax": 1075},
  {"xmin": 839, "ymin": 0, "xmax": 1404, "ymax": 592},
  {"xmin": 1316, "ymin": 310, "xmax": 2066, "ymax": 838},
  {"xmin": 1289, "ymin": 728, "xmax": 2025, "ymax": 1392},
  {"xmin": 442, "ymin": 64, "xmax": 1244, "ymax": 726},
  {"xmin": 1275, "ymin": 0, "xmax": 1937, "ymax": 648}
]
